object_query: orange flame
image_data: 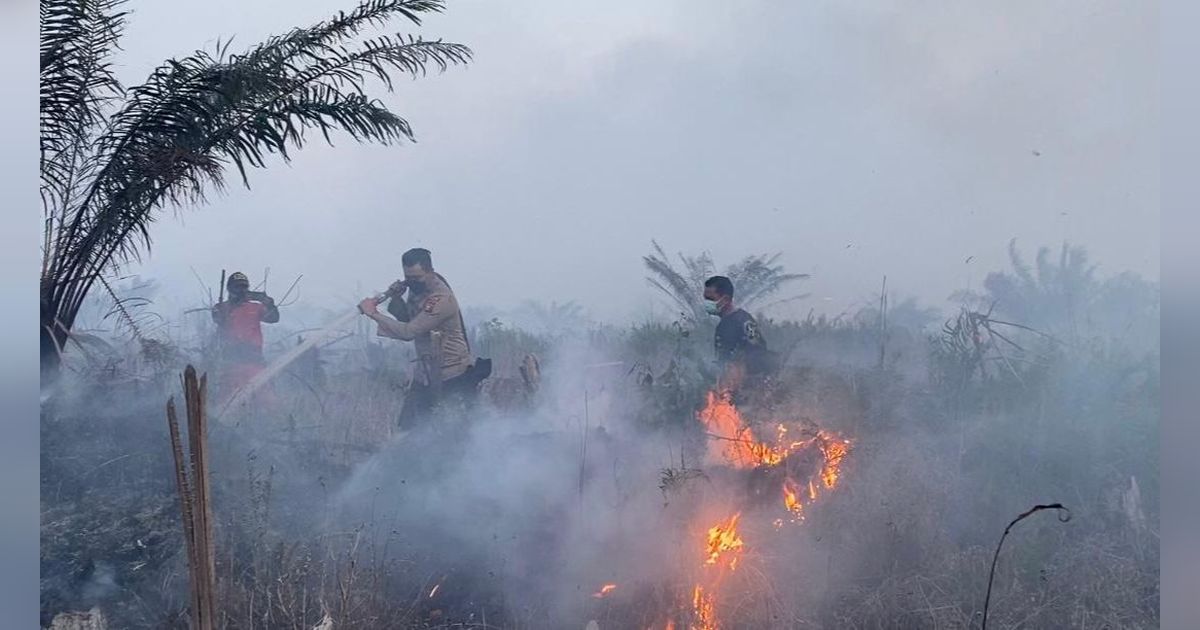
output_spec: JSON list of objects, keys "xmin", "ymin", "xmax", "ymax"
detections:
[
  {"xmin": 698, "ymin": 389, "xmax": 853, "ymax": 525},
  {"xmin": 685, "ymin": 391, "xmax": 854, "ymax": 630},
  {"xmin": 783, "ymin": 478, "xmax": 805, "ymax": 521},
  {"xmin": 697, "ymin": 392, "xmax": 789, "ymax": 468},
  {"xmin": 696, "ymin": 391, "xmax": 852, "ymax": 474},
  {"xmin": 821, "ymin": 439, "xmax": 849, "ymax": 488},
  {"xmin": 688, "ymin": 512, "xmax": 745, "ymax": 629},
  {"xmin": 692, "ymin": 585, "xmax": 717, "ymax": 630},
  {"xmin": 592, "ymin": 583, "xmax": 617, "ymax": 599},
  {"xmin": 704, "ymin": 513, "xmax": 744, "ymax": 570}
]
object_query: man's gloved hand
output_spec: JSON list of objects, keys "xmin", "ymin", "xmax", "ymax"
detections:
[
  {"xmin": 358, "ymin": 297, "xmax": 380, "ymax": 316},
  {"xmin": 387, "ymin": 280, "xmax": 408, "ymax": 298},
  {"xmin": 249, "ymin": 291, "xmax": 274, "ymax": 305}
]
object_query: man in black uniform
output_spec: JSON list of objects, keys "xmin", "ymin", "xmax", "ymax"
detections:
[{"xmin": 703, "ymin": 275, "xmax": 776, "ymax": 402}]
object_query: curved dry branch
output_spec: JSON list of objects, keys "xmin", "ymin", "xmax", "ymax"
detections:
[{"xmin": 982, "ymin": 503, "xmax": 1071, "ymax": 630}]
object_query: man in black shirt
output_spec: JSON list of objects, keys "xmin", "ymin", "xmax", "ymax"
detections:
[{"xmin": 703, "ymin": 275, "xmax": 776, "ymax": 399}]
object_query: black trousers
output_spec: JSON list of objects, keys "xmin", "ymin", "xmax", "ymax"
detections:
[{"xmin": 396, "ymin": 371, "xmax": 479, "ymax": 430}]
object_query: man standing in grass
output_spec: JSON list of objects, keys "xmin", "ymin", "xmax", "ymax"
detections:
[{"xmin": 703, "ymin": 275, "xmax": 777, "ymax": 403}]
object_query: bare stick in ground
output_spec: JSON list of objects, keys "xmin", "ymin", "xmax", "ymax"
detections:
[
  {"xmin": 167, "ymin": 399, "xmax": 199, "ymax": 624},
  {"xmin": 168, "ymin": 365, "xmax": 217, "ymax": 630},
  {"xmin": 981, "ymin": 503, "xmax": 1071, "ymax": 630},
  {"xmin": 187, "ymin": 367, "xmax": 217, "ymax": 628},
  {"xmin": 877, "ymin": 274, "xmax": 888, "ymax": 369}
]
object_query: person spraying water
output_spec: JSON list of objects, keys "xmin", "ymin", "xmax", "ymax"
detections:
[{"xmin": 356, "ymin": 248, "xmax": 490, "ymax": 429}]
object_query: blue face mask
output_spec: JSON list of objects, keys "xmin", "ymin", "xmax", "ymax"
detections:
[{"xmin": 704, "ymin": 299, "xmax": 721, "ymax": 316}]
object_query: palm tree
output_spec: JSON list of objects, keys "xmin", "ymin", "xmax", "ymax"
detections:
[
  {"xmin": 40, "ymin": 0, "xmax": 471, "ymax": 378},
  {"xmin": 951, "ymin": 239, "xmax": 1097, "ymax": 339},
  {"xmin": 952, "ymin": 239, "xmax": 1159, "ymax": 345},
  {"xmin": 642, "ymin": 240, "xmax": 809, "ymax": 324},
  {"xmin": 510, "ymin": 300, "xmax": 589, "ymax": 337}
]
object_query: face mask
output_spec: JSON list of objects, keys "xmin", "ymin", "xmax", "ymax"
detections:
[{"xmin": 704, "ymin": 299, "xmax": 721, "ymax": 316}]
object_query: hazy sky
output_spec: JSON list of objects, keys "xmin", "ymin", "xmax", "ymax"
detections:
[{"xmin": 119, "ymin": 0, "xmax": 1158, "ymax": 322}]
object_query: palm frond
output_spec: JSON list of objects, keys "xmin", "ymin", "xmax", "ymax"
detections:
[
  {"xmin": 234, "ymin": 0, "xmax": 447, "ymax": 68},
  {"xmin": 643, "ymin": 240, "xmax": 703, "ymax": 318},
  {"xmin": 40, "ymin": 0, "xmax": 127, "ymax": 212},
  {"xmin": 643, "ymin": 240, "xmax": 808, "ymax": 320}
]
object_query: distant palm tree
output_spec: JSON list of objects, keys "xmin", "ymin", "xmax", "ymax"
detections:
[
  {"xmin": 854, "ymin": 296, "xmax": 941, "ymax": 332},
  {"xmin": 510, "ymin": 300, "xmax": 589, "ymax": 337},
  {"xmin": 40, "ymin": 0, "xmax": 471, "ymax": 377},
  {"xmin": 642, "ymin": 240, "xmax": 809, "ymax": 324},
  {"xmin": 952, "ymin": 239, "xmax": 1158, "ymax": 343},
  {"xmin": 952, "ymin": 239, "xmax": 1097, "ymax": 339}
]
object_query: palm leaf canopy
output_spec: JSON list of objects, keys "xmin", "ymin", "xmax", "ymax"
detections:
[{"xmin": 643, "ymin": 239, "xmax": 809, "ymax": 323}]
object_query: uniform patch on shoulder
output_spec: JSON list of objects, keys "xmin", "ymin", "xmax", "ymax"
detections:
[
  {"xmin": 744, "ymin": 319, "xmax": 761, "ymax": 343},
  {"xmin": 422, "ymin": 294, "xmax": 443, "ymax": 314}
]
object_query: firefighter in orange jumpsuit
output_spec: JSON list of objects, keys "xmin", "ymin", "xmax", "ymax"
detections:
[{"xmin": 211, "ymin": 271, "xmax": 279, "ymax": 399}]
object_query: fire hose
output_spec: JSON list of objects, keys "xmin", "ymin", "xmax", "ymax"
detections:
[{"xmin": 215, "ymin": 286, "xmax": 398, "ymax": 423}]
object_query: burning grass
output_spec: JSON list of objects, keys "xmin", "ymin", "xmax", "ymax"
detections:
[{"xmin": 658, "ymin": 390, "xmax": 854, "ymax": 628}]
